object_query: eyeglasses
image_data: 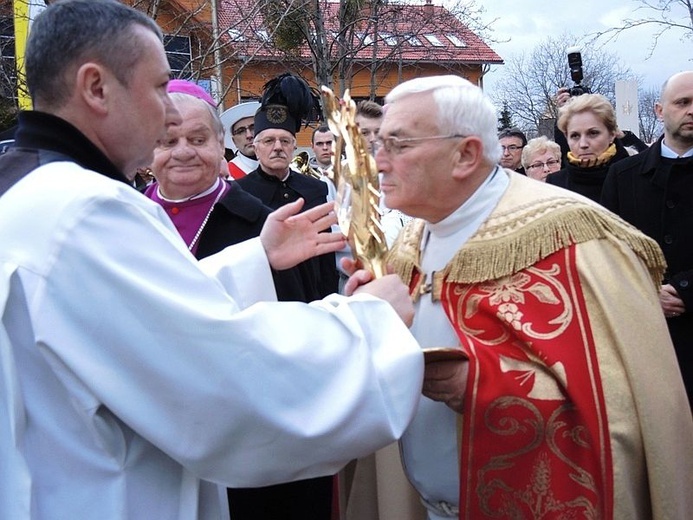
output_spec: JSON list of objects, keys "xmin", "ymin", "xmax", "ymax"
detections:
[
  {"xmin": 527, "ymin": 158, "xmax": 561, "ymax": 171},
  {"xmin": 255, "ymin": 136, "xmax": 295, "ymax": 148},
  {"xmin": 501, "ymin": 144, "xmax": 523, "ymax": 152},
  {"xmin": 232, "ymin": 124, "xmax": 254, "ymax": 136},
  {"xmin": 375, "ymin": 134, "xmax": 466, "ymax": 155}
]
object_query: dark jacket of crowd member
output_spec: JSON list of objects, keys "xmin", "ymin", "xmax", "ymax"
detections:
[
  {"xmin": 548, "ymin": 140, "xmax": 631, "ymax": 202},
  {"xmin": 602, "ymin": 136, "xmax": 693, "ymax": 407},
  {"xmin": 236, "ymin": 168, "xmax": 338, "ymax": 301}
]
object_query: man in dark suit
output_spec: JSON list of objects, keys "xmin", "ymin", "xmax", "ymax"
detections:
[
  {"xmin": 236, "ymin": 74, "xmax": 338, "ymax": 303},
  {"xmin": 232, "ymin": 74, "xmax": 338, "ymax": 519},
  {"xmin": 601, "ymin": 70, "xmax": 693, "ymax": 407},
  {"xmin": 498, "ymin": 127, "xmax": 527, "ymax": 174}
]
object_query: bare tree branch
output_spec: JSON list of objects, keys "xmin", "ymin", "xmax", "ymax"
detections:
[
  {"xmin": 589, "ymin": 0, "xmax": 693, "ymax": 58},
  {"xmin": 638, "ymin": 85, "xmax": 664, "ymax": 142},
  {"xmin": 491, "ymin": 33, "xmax": 634, "ymax": 137}
]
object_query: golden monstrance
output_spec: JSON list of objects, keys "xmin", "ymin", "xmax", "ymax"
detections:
[{"xmin": 321, "ymin": 87, "xmax": 388, "ymax": 278}]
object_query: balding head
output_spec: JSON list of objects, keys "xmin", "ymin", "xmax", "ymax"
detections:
[
  {"xmin": 656, "ymin": 71, "xmax": 693, "ymax": 155},
  {"xmin": 660, "ymin": 71, "xmax": 693, "ymax": 100}
]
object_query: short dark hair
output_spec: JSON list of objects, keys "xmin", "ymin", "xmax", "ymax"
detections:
[
  {"xmin": 26, "ymin": 0, "xmax": 162, "ymax": 109},
  {"xmin": 498, "ymin": 127, "xmax": 527, "ymax": 147},
  {"xmin": 356, "ymin": 100, "xmax": 383, "ymax": 119},
  {"xmin": 311, "ymin": 124, "xmax": 332, "ymax": 144}
]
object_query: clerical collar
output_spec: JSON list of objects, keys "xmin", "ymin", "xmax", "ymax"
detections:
[
  {"xmin": 157, "ymin": 177, "xmax": 222, "ymax": 203},
  {"xmin": 426, "ymin": 166, "xmax": 508, "ymax": 241},
  {"xmin": 661, "ymin": 140, "xmax": 693, "ymax": 159},
  {"xmin": 419, "ymin": 166, "xmax": 509, "ymax": 296}
]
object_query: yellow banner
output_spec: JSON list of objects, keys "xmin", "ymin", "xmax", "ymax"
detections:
[
  {"xmin": 13, "ymin": 1, "xmax": 46, "ymax": 110},
  {"xmin": 12, "ymin": 0, "xmax": 30, "ymax": 110}
]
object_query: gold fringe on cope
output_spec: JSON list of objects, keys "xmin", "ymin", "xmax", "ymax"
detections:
[
  {"xmin": 386, "ymin": 219, "xmax": 426, "ymax": 288},
  {"xmin": 387, "ymin": 174, "xmax": 666, "ymax": 290}
]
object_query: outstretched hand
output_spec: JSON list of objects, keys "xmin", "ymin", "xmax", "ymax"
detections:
[{"xmin": 260, "ymin": 199, "xmax": 346, "ymax": 271}]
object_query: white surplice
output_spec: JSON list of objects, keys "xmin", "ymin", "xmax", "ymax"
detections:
[{"xmin": 0, "ymin": 162, "xmax": 423, "ymax": 519}]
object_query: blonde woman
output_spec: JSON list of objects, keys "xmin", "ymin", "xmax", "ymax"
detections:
[{"xmin": 547, "ymin": 93, "xmax": 631, "ymax": 201}]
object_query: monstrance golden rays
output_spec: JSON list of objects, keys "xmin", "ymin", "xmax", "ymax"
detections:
[{"xmin": 321, "ymin": 87, "xmax": 388, "ymax": 278}]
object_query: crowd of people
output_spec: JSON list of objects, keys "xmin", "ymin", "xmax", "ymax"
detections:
[
  {"xmin": 501, "ymin": 75, "xmax": 693, "ymax": 412},
  {"xmin": 1, "ymin": 1, "xmax": 692, "ymax": 520}
]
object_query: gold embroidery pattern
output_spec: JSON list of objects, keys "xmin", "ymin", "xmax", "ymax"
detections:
[
  {"xmin": 477, "ymin": 398, "xmax": 599, "ymax": 518},
  {"xmin": 456, "ymin": 265, "xmax": 573, "ymax": 346}
]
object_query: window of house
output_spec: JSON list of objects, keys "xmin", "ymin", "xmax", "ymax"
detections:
[
  {"xmin": 405, "ymin": 34, "xmax": 423, "ymax": 46},
  {"xmin": 256, "ymin": 29, "xmax": 270, "ymax": 42},
  {"xmin": 163, "ymin": 35, "xmax": 192, "ymax": 78},
  {"xmin": 423, "ymin": 34, "xmax": 445, "ymax": 47},
  {"xmin": 227, "ymin": 29, "xmax": 245, "ymax": 42},
  {"xmin": 380, "ymin": 32, "xmax": 398, "ymax": 46},
  {"xmin": 358, "ymin": 32, "xmax": 373, "ymax": 46},
  {"xmin": 446, "ymin": 34, "xmax": 466, "ymax": 47}
]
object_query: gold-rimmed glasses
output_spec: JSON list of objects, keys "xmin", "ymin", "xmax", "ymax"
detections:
[
  {"xmin": 527, "ymin": 158, "xmax": 561, "ymax": 171},
  {"xmin": 375, "ymin": 134, "xmax": 466, "ymax": 155}
]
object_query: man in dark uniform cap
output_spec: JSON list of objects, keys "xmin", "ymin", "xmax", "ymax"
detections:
[
  {"xmin": 231, "ymin": 73, "xmax": 339, "ymax": 519},
  {"xmin": 236, "ymin": 74, "xmax": 338, "ymax": 303}
]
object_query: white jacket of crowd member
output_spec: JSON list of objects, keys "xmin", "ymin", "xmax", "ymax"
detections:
[{"xmin": 0, "ymin": 161, "xmax": 423, "ymax": 519}]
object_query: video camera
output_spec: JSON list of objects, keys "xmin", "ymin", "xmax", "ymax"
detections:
[{"xmin": 567, "ymin": 47, "xmax": 591, "ymax": 97}]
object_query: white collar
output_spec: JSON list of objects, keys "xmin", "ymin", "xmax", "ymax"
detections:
[
  {"xmin": 157, "ymin": 177, "xmax": 221, "ymax": 203},
  {"xmin": 421, "ymin": 167, "xmax": 509, "ymax": 272},
  {"xmin": 427, "ymin": 166, "xmax": 507, "ymax": 240},
  {"xmin": 231, "ymin": 153, "xmax": 259, "ymax": 173},
  {"xmin": 661, "ymin": 140, "xmax": 693, "ymax": 159}
]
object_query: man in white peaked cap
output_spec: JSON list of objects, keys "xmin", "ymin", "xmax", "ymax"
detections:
[{"xmin": 221, "ymin": 100, "xmax": 260, "ymax": 179}]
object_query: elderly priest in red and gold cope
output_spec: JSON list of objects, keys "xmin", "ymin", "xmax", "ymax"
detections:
[{"xmin": 375, "ymin": 74, "xmax": 693, "ymax": 519}]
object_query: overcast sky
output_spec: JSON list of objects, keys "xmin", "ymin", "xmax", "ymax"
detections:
[{"xmin": 474, "ymin": 0, "xmax": 692, "ymax": 97}]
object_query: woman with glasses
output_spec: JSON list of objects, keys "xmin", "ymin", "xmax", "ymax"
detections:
[
  {"xmin": 521, "ymin": 136, "xmax": 562, "ymax": 181},
  {"xmin": 546, "ymin": 93, "xmax": 631, "ymax": 202}
]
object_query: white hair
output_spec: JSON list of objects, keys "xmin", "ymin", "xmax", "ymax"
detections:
[
  {"xmin": 169, "ymin": 92, "xmax": 225, "ymax": 145},
  {"xmin": 385, "ymin": 75, "xmax": 502, "ymax": 164}
]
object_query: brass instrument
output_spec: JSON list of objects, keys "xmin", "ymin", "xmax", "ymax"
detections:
[
  {"xmin": 321, "ymin": 87, "xmax": 387, "ymax": 278},
  {"xmin": 291, "ymin": 150, "xmax": 322, "ymax": 180}
]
